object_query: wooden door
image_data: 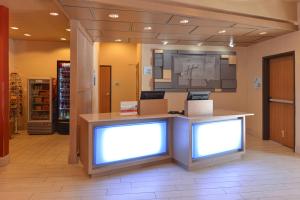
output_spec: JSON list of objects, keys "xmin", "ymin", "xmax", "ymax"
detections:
[
  {"xmin": 99, "ymin": 65, "xmax": 111, "ymax": 113},
  {"xmin": 269, "ymin": 54, "xmax": 295, "ymax": 148}
]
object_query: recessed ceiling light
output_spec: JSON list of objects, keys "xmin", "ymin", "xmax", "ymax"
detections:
[
  {"xmin": 10, "ymin": 26, "xmax": 19, "ymax": 30},
  {"xmin": 115, "ymin": 39, "xmax": 122, "ymax": 42},
  {"xmin": 144, "ymin": 26, "xmax": 152, "ymax": 31},
  {"xmin": 259, "ymin": 31, "xmax": 267, "ymax": 35},
  {"xmin": 162, "ymin": 41, "xmax": 168, "ymax": 45},
  {"xmin": 179, "ymin": 19, "xmax": 189, "ymax": 24},
  {"xmin": 218, "ymin": 30, "xmax": 226, "ymax": 34},
  {"xmin": 49, "ymin": 12, "xmax": 59, "ymax": 16},
  {"xmin": 60, "ymin": 37, "xmax": 67, "ymax": 41},
  {"xmin": 108, "ymin": 13, "xmax": 119, "ymax": 19},
  {"xmin": 66, "ymin": 28, "xmax": 71, "ymax": 32},
  {"xmin": 197, "ymin": 42, "xmax": 203, "ymax": 46},
  {"xmin": 24, "ymin": 33, "xmax": 31, "ymax": 37}
]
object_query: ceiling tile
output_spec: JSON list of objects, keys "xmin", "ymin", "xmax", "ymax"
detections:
[
  {"xmin": 94, "ymin": 36, "xmax": 129, "ymax": 43},
  {"xmin": 101, "ymin": 31, "xmax": 157, "ymax": 38},
  {"xmin": 202, "ymin": 41, "xmax": 252, "ymax": 47},
  {"xmin": 206, "ymin": 35, "xmax": 263, "ymax": 43},
  {"xmin": 92, "ymin": 8, "xmax": 172, "ymax": 23},
  {"xmin": 191, "ymin": 26, "xmax": 255, "ymax": 36},
  {"xmin": 157, "ymin": 33, "xmax": 210, "ymax": 41},
  {"xmin": 60, "ymin": 0, "xmax": 105, "ymax": 8},
  {"xmin": 132, "ymin": 23, "xmax": 196, "ymax": 34},
  {"xmin": 81, "ymin": 20, "xmax": 131, "ymax": 31},
  {"xmin": 63, "ymin": 6, "xmax": 94, "ymax": 20},
  {"xmin": 169, "ymin": 16, "xmax": 234, "ymax": 27},
  {"xmin": 129, "ymin": 38, "xmax": 178, "ymax": 44},
  {"xmin": 176, "ymin": 40, "xmax": 205, "ymax": 45}
]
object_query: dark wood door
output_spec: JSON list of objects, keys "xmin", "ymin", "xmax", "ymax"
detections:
[
  {"xmin": 99, "ymin": 65, "xmax": 111, "ymax": 113},
  {"xmin": 269, "ymin": 55, "xmax": 295, "ymax": 148}
]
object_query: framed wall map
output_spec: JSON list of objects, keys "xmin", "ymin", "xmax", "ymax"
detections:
[{"xmin": 153, "ymin": 50, "xmax": 237, "ymax": 92}]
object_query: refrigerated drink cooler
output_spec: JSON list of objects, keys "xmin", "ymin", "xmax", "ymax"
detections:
[
  {"xmin": 56, "ymin": 61, "xmax": 70, "ymax": 134},
  {"xmin": 27, "ymin": 78, "xmax": 53, "ymax": 134}
]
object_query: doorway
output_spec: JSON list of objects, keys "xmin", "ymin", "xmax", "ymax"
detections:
[
  {"xmin": 263, "ymin": 52, "xmax": 295, "ymax": 149},
  {"xmin": 99, "ymin": 65, "xmax": 112, "ymax": 113}
]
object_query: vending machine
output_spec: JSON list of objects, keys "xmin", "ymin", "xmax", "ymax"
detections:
[{"xmin": 56, "ymin": 61, "xmax": 70, "ymax": 134}]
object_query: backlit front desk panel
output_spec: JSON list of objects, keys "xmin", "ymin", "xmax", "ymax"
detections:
[
  {"xmin": 192, "ymin": 119, "xmax": 243, "ymax": 159},
  {"xmin": 93, "ymin": 121, "xmax": 168, "ymax": 166},
  {"xmin": 79, "ymin": 111, "xmax": 252, "ymax": 176}
]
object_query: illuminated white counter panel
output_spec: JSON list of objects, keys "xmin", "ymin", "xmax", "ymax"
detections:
[
  {"xmin": 173, "ymin": 115, "xmax": 248, "ymax": 170},
  {"xmin": 79, "ymin": 114, "xmax": 173, "ymax": 176},
  {"xmin": 79, "ymin": 111, "xmax": 253, "ymax": 176}
]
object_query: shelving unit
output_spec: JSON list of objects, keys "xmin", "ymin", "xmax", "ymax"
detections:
[
  {"xmin": 27, "ymin": 78, "xmax": 53, "ymax": 134},
  {"xmin": 9, "ymin": 73, "xmax": 23, "ymax": 136},
  {"xmin": 56, "ymin": 61, "xmax": 70, "ymax": 134}
]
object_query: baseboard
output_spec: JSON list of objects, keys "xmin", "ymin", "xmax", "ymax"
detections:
[{"xmin": 0, "ymin": 155, "xmax": 9, "ymax": 166}]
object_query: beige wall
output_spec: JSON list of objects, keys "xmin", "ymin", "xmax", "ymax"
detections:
[
  {"xmin": 141, "ymin": 44, "xmax": 248, "ymax": 112},
  {"xmin": 238, "ymin": 31, "xmax": 300, "ymax": 153},
  {"xmin": 99, "ymin": 43, "xmax": 138, "ymax": 112},
  {"xmin": 12, "ymin": 40, "xmax": 70, "ymax": 129}
]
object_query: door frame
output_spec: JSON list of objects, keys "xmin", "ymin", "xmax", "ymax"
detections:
[
  {"xmin": 99, "ymin": 65, "xmax": 112, "ymax": 113},
  {"xmin": 262, "ymin": 51, "xmax": 295, "ymax": 149}
]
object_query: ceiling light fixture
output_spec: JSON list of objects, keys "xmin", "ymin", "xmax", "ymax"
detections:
[
  {"xmin": 179, "ymin": 19, "xmax": 189, "ymax": 24},
  {"xmin": 60, "ymin": 37, "xmax": 67, "ymax": 41},
  {"xmin": 115, "ymin": 39, "xmax": 122, "ymax": 42},
  {"xmin": 24, "ymin": 33, "xmax": 31, "ymax": 37},
  {"xmin": 197, "ymin": 42, "xmax": 203, "ymax": 47},
  {"xmin": 10, "ymin": 26, "xmax": 19, "ymax": 30},
  {"xmin": 66, "ymin": 28, "xmax": 71, "ymax": 32},
  {"xmin": 108, "ymin": 13, "xmax": 119, "ymax": 19},
  {"xmin": 49, "ymin": 12, "xmax": 59, "ymax": 16},
  {"xmin": 162, "ymin": 41, "xmax": 168, "ymax": 45},
  {"xmin": 218, "ymin": 29, "xmax": 226, "ymax": 34},
  {"xmin": 259, "ymin": 31, "xmax": 267, "ymax": 35},
  {"xmin": 144, "ymin": 26, "xmax": 152, "ymax": 31}
]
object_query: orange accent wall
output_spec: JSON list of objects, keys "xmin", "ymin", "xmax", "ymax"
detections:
[{"xmin": 0, "ymin": 6, "xmax": 9, "ymax": 158}]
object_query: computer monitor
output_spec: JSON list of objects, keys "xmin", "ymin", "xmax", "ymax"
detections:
[
  {"xmin": 140, "ymin": 91, "xmax": 165, "ymax": 100},
  {"xmin": 187, "ymin": 91, "xmax": 210, "ymax": 101}
]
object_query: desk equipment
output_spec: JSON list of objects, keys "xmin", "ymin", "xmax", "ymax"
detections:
[
  {"xmin": 185, "ymin": 91, "xmax": 213, "ymax": 116},
  {"xmin": 139, "ymin": 91, "xmax": 168, "ymax": 115}
]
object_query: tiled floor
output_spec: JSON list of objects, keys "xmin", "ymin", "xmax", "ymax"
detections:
[{"xmin": 1, "ymin": 132, "xmax": 300, "ymax": 200}]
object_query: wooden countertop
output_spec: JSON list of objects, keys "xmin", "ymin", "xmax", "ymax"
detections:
[{"xmin": 80, "ymin": 109, "xmax": 253, "ymax": 123}]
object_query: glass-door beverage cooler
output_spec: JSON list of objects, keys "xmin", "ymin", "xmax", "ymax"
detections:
[
  {"xmin": 27, "ymin": 78, "xmax": 53, "ymax": 134},
  {"xmin": 56, "ymin": 61, "xmax": 70, "ymax": 134}
]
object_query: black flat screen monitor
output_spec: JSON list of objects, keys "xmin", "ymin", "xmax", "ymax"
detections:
[
  {"xmin": 187, "ymin": 91, "xmax": 210, "ymax": 101},
  {"xmin": 140, "ymin": 91, "xmax": 165, "ymax": 100}
]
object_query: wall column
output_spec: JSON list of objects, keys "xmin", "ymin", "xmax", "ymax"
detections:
[{"xmin": 0, "ymin": 6, "xmax": 9, "ymax": 166}]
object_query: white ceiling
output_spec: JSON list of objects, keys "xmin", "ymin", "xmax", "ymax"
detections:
[
  {"xmin": 0, "ymin": 0, "xmax": 70, "ymax": 41},
  {"xmin": 59, "ymin": 0, "xmax": 297, "ymax": 47}
]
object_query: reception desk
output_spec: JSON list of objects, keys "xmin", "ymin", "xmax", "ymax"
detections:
[{"xmin": 79, "ymin": 110, "xmax": 253, "ymax": 176}]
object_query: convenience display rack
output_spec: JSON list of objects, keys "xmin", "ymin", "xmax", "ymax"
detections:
[
  {"xmin": 56, "ymin": 61, "xmax": 70, "ymax": 134},
  {"xmin": 9, "ymin": 73, "xmax": 23, "ymax": 135},
  {"xmin": 27, "ymin": 78, "xmax": 53, "ymax": 134}
]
